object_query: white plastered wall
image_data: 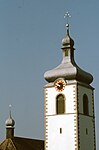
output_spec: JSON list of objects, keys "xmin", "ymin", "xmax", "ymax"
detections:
[
  {"xmin": 44, "ymin": 83, "xmax": 78, "ymax": 150},
  {"xmin": 45, "ymin": 84, "xmax": 77, "ymax": 116},
  {"xmin": 78, "ymin": 84, "xmax": 95, "ymax": 150},
  {"xmin": 79, "ymin": 116, "xmax": 94, "ymax": 150},
  {"xmin": 78, "ymin": 84, "xmax": 94, "ymax": 116},
  {"xmin": 46, "ymin": 115, "xmax": 77, "ymax": 150}
]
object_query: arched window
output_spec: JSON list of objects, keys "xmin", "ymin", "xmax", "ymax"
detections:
[
  {"xmin": 83, "ymin": 94, "xmax": 89, "ymax": 115},
  {"xmin": 56, "ymin": 94, "xmax": 65, "ymax": 114}
]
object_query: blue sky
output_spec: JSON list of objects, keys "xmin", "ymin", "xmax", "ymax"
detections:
[{"xmin": 0, "ymin": 0, "xmax": 99, "ymax": 148}]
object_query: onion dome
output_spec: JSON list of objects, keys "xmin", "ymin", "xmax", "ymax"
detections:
[
  {"xmin": 5, "ymin": 116, "xmax": 15, "ymax": 127},
  {"xmin": 5, "ymin": 105, "xmax": 15, "ymax": 128},
  {"xmin": 44, "ymin": 24, "xmax": 93, "ymax": 84}
]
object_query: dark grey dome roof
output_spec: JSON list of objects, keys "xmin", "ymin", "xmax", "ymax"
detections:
[{"xmin": 44, "ymin": 61, "xmax": 93, "ymax": 84}]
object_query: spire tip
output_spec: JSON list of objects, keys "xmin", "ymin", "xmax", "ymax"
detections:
[
  {"xmin": 64, "ymin": 12, "xmax": 71, "ymax": 35},
  {"xmin": 9, "ymin": 104, "xmax": 12, "ymax": 118}
]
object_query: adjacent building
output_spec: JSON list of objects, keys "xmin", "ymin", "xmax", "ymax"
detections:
[{"xmin": 0, "ymin": 110, "xmax": 44, "ymax": 150}]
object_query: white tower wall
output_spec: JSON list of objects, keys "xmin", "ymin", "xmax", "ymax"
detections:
[
  {"xmin": 44, "ymin": 83, "xmax": 78, "ymax": 150},
  {"xmin": 77, "ymin": 84, "xmax": 96, "ymax": 150},
  {"xmin": 44, "ymin": 82, "xmax": 96, "ymax": 150}
]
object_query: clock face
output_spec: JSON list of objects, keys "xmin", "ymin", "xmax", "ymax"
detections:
[{"xmin": 54, "ymin": 79, "xmax": 66, "ymax": 92}]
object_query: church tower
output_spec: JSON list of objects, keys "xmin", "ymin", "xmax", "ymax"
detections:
[{"xmin": 44, "ymin": 14, "xmax": 96, "ymax": 150}]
